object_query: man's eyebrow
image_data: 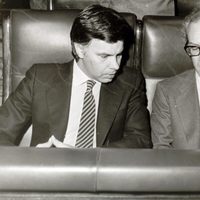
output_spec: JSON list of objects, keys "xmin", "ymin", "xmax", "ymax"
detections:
[{"xmin": 97, "ymin": 52, "xmax": 112, "ymax": 56}]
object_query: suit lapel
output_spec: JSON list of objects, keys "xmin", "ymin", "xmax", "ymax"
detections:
[
  {"xmin": 45, "ymin": 62, "xmax": 124, "ymax": 144},
  {"xmin": 46, "ymin": 61, "xmax": 73, "ymax": 141},
  {"xmin": 175, "ymin": 70, "xmax": 200, "ymax": 143},
  {"xmin": 96, "ymin": 81, "xmax": 124, "ymax": 146}
]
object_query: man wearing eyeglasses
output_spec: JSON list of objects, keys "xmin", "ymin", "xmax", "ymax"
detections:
[{"xmin": 151, "ymin": 9, "xmax": 200, "ymax": 149}]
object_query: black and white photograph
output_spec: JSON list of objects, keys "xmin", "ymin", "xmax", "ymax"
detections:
[{"xmin": 0, "ymin": 0, "xmax": 199, "ymax": 199}]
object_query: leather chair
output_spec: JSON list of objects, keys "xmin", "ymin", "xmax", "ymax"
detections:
[
  {"xmin": 2, "ymin": 9, "xmax": 137, "ymax": 146},
  {"xmin": 141, "ymin": 15, "xmax": 193, "ymax": 112}
]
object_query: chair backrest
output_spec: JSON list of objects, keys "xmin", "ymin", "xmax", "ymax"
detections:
[
  {"xmin": 141, "ymin": 15, "xmax": 193, "ymax": 112},
  {"xmin": 2, "ymin": 9, "xmax": 79, "ymax": 101},
  {"xmin": 2, "ymin": 9, "xmax": 137, "ymax": 146},
  {"xmin": 175, "ymin": 0, "xmax": 200, "ymax": 16}
]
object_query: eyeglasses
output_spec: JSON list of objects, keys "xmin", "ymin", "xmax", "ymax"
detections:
[{"xmin": 184, "ymin": 43, "xmax": 200, "ymax": 57}]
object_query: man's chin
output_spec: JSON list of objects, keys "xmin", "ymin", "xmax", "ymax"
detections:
[{"xmin": 101, "ymin": 78, "xmax": 113, "ymax": 83}]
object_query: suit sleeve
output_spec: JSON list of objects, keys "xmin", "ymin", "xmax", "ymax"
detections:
[
  {"xmin": 151, "ymin": 83, "xmax": 173, "ymax": 149},
  {"xmin": 0, "ymin": 66, "xmax": 36, "ymax": 145},
  {"xmin": 108, "ymin": 70, "xmax": 152, "ymax": 148}
]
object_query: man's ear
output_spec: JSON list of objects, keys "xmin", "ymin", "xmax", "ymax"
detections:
[{"xmin": 74, "ymin": 43, "xmax": 85, "ymax": 59}]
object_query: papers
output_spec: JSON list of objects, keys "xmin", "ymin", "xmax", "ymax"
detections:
[{"xmin": 36, "ymin": 135, "xmax": 75, "ymax": 148}]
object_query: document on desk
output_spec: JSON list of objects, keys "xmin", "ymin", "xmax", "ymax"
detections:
[{"xmin": 36, "ymin": 135, "xmax": 75, "ymax": 148}]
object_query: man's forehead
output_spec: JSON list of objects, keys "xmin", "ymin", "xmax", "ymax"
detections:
[
  {"xmin": 187, "ymin": 21, "xmax": 200, "ymax": 39},
  {"xmin": 188, "ymin": 21, "xmax": 200, "ymax": 33},
  {"xmin": 88, "ymin": 39, "xmax": 124, "ymax": 53}
]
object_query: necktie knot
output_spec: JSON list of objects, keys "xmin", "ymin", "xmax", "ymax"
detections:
[{"xmin": 86, "ymin": 80, "xmax": 96, "ymax": 92}]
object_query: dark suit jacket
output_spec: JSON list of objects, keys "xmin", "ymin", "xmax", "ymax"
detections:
[
  {"xmin": 151, "ymin": 69, "xmax": 200, "ymax": 149},
  {"xmin": 0, "ymin": 61, "xmax": 152, "ymax": 148}
]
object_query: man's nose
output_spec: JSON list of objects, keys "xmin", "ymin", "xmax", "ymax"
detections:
[{"xmin": 111, "ymin": 58, "xmax": 120, "ymax": 70}]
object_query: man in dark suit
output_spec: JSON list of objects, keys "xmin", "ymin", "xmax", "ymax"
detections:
[{"xmin": 0, "ymin": 5, "xmax": 152, "ymax": 148}]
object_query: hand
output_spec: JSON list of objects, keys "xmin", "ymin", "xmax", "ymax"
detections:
[
  {"xmin": 51, "ymin": 136, "xmax": 75, "ymax": 148},
  {"xmin": 36, "ymin": 137, "xmax": 53, "ymax": 148},
  {"xmin": 36, "ymin": 135, "xmax": 75, "ymax": 148}
]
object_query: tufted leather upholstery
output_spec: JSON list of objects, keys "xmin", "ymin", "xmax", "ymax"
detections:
[{"xmin": 141, "ymin": 16, "xmax": 193, "ymax": 112}]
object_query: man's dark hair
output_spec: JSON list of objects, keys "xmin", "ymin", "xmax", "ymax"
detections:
[{"xmin": 70, "ymin": 4, "xmax": 134, "ymax": 60}]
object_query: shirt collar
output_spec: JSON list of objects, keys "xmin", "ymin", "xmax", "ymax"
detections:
[
  {"xmin": 73, "ymin": 60, "xmax": 101, "ymax": 86},
  {"xmin": 73, "ymin": 60, "xmax": 90, "ymax": 86},
  {"xmin": 196, "ymin": 71, "xmax": 200, "ymax": 83}
]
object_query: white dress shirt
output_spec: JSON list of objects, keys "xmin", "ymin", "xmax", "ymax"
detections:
[
  {"xmin": 63, "ymin": 61, "xmax": 101, "ymax": 147},
  {"xmin": 195, "ymin": 71, "xmax": 200, "ymax": 107}
]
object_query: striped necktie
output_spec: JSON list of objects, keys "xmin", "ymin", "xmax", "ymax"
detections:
[{"xmin": 75, "ymin": 80, "xmax": 96, "ymax": 148}]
